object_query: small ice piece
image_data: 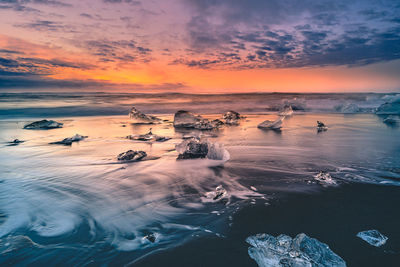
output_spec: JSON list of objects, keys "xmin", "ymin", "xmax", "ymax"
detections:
[
  {"xmin": 204, "ymin": 185, "xmax": 227, "ymax": 202},
  {"xmin": 144, "ymin": 233, "xmax": 156, "ymax": 243},
  {"xmin": 383, "ymin": 115, "xmax": 400, "ymax": 124},
  {"xmin": 246, "ymin": 233, "xmax": 346, "ymax": 267},
  {"xmin": 50, "ymin": 134, "xmax": 87, "ymax": 146},
  {"xmin": 357, "ymin": 230, "xmax": 388, "ymax": 247},
  {"xmin": 314, "ymin": 171, "xmax": 337, "ymax": 186},
  {"xmin": 127, "ymin": 128, "xmax": 171, "ymax": 142},
  {"xmin": 317, "ymin": 121, "xmax": 328, "ymax": 131},
  {"xmin": 334, "ymin": 103, "xmax": 360, "ymax": 113},
  {"xmin": 182, "ymin": 132, "xmax": 201, "ymax": 139},
  {"xmin": 182, "ymin": 131, "xmax": 218, "ymax": 139},
  {"xmin": 173, "ymin": 110, "xmax": 220, "ymax": 130},
  {"xmin": 24, "ymin": 119, "xmax": 63, "ymax": 129},
  {"xmin": 176, "ymin": 138, "xmax": 209, "ymax": 159},
  {"xmin": 176, "ymin": 138, "xmax": 230, "ymax": 160},
  {"xmin": 117, "ymin": 150, "xmax": 147, "ymax": 161},
  {"xmin": 129, "ymin": 106, "xmax": 161, "ymax": 124},
  {"xmin": 211, "ymin": 119, "xmax": 224, "ymax": 128},
  {"xmin": 283, "ymin": 99, "xmax": 306, "ymax": 111},
  {"xmin": 206, "ymin": 141, "xmax": 230, "ymax": 161},
  {"xmin": 278, "ymin": 105, "xmax": 293, "ymax": 116},
  {"xmin": 250, "ymin": 186, "xmax": 258, "ymax": 191},
  {"xmin": 7, "ymin": 139, "xmax": 25, "ymax": 146},
  {"xmin": 258, "ymin": 117, "xmax": 284, "ymax": 130},
  {"xmin": 223, "ymin": 110, "xmax": 242, "ymax": 125}
]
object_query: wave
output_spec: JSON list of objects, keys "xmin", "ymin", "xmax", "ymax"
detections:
[{"xmin": 1, "ymin": 92, "xmax": 399, "ymax": 118}]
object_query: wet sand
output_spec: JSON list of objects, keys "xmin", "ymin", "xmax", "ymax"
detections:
[{"xmin": 0, "ymin": 113, "xmax": 399, "ymax": 266}]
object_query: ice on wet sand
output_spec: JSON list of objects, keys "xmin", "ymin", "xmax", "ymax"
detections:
[
  {"xmin": 223, "ymin": 110, "xmax": 242, "ymax": 125},
  {"xmin": 7, "ymin": 139, "xmax": 25, "ymax": 146},
  {"xmin": 278, "ymin": 105, "xmax": 293, "ymax": 116},
  {"xmin": 258, "ymin": 116, "xmax": 284, "ymax": 130},
  {"xmin": 173, "ymin": 110, "xmax": 222, "ymax": 130},
  {"xmin": 204, "ymin": 185, "xmax": 228, "ymax": 202},
  {"xmin": 317, "ymin": 121, "xmax": 328, "ymax": 131},
  {"xmin": 50, "ymin": 134, "xmax": 87, "ymax": 145},
  {"xmin": 246, "ymin": 233, "xmax": 346, "ymax": 267},
  {"xmin": 314, "ymin": 171, "xmax": 337, "ymax": 186},
  {"xmin": 175, "ymin": 138, "xmax": 230, "ymax": 161},
  {"xmin": 126, "ymin": 129, "xmax": 170, "ymax": 142},
  {"xmin": 23, "ymin": 119, "xmax": 63, "ymax": 129},
  {"xmin": 117, "ymin": 150, "xmax": 147, "ymax": 161},
  {"xmin": 357, "ymin": 230, "xmax": 388, "ymax": 247},
  {"xmin": 129, "ymin": 106, "xmax": 161, "ymax": 123}
]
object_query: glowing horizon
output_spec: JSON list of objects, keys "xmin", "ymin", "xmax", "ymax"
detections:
[{"xmin": 0, "ymin": 0, "xmax": 399, "ymax": 93}]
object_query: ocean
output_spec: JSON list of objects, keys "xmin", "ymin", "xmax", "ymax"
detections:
[{"xmin": 0, "ymin": 92, "xmax": 399, "ymax": 266}]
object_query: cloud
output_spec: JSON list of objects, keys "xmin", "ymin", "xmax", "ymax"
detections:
[
  {"xmin": 171, "ymin": 0, "xmax": 400, "ymax": 69},
  {"xmin": 14, "ymin": 20, "xmax": 73, "ymax": 32},
  {"xmin": 0, "ymin": 55, "xmax": 95, "ymax": 79},
  {"xmin": 0, "ymin": 73, "xmax": 185, "ymax": 91},
  {"xmin": 0, "ymin": 0, "xmax": 70, "ymax": 12},
  {"xmin": 103, "ymin": 0, "xmax": 140, "ymax": 5},
  {"xmin": 83, "ymin": 39, "xmax": 152, "ymax": 63},
  {"xmin": 0, "ymin": 49, "xmax": 23, "ymax": 54},
  {"xmin": 2, "ymin": 0, "xmax": 400, "ymax": 82}
]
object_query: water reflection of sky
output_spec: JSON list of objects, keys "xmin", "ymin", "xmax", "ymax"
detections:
[{"xmin": 0, "ymin": 113, "xmax": 399, "ymax": 265}]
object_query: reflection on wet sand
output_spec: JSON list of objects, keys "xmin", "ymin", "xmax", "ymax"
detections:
[{"xmin": 0, "ymin": 113, "xmax": 399, "ymax": 265}]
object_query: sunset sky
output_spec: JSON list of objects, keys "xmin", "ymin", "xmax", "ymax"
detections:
[{"xmin": 0, "ymin": 0, "xmax": 399, "ymax": 93}]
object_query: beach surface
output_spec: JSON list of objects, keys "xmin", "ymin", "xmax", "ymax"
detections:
[{"xmin": 0, "ymin": 93, "xmax": 399, "ymax": 266}]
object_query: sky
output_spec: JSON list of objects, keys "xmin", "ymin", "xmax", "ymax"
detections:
[{"xmin": 0, "ymin": 0, "xmax": 400, "ymax": 93}]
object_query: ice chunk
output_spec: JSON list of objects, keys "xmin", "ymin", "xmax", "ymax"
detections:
[
  {"xmin": 381, "ymin": 94, "xmax": 400, "ymax": 103},
  {"xmin": 246, "ymin": 233, "xmax": 346, "ymax": 267},
  {"xmin": 207, "ymin": 142, "xmax": 230, "ymax": 161},
  {"xmin": 357, "ymin": 230, "xmax": 388, "ymax": 247},
  {"xmin": 383, "ymin": 115, "xmax": 400, "ymax": 124},
  {"xmin": 117, "ymin": 150, "xmax": 147, "ymax": 161},
  {"xmin": 317, "ymin": 121, "xmax": 328, "ymax": 132},
  {"xmin": 182, "ymin": 131, "xmax": 218, "ymax": 139},
  {"xmin": 176, "ymin": 138, "xmax": 209, "ymax": 159},
  {"xmin": 143, "ymin": 233, "xmax": 157, "ymax": 243},
  {"xmin": 258, "ymin": 116, "xmax": 284, "ymax": 130},
  {"xmin": 24, "ymin": 119, "xmax": 63, "ymax": 129},
  {"xmin": 278, "ymin": 105, "xmax": 293, "ymax": 116},
  {"xmin": 283, "ymin": 98, "xmax": 307, "ymax": 111},
  {"xmin": 376, "ymin": 94, "xmax": 400, "ymax": 115},
  {"xmin": 204, "ymin": 185, "xmax": 228, "ymax": 202},
  {"xmin": 173, "ymin": 110, "xmax": 220, "ymax": 130},
  {"xmin": 376, "ymin": 102, "xmax": 400, "ymax": 115},
  {"xmin": 129, "ymin": 106, "xmax": 161, "ymax": 123},
  {"xmin": 176, "ymin": 138, "xmax": 230, "ymax": 161},
  {"xmin": 182, "ymin": 132, "xmax": 201, "ymax": 139},
  {"xmin": 211, "ymin": 119, "xmax": 225, "ymax": 128},
  {"xmin": 223, "ymin": 110, "xmax": 242, "ymax": 125},
  {"xmin": 314, "ymin": 171, "xmax": 337, "ymax": 186},
  {"xmin": 126, "ymin": 128, "xmax": 171, "ymax": 142},
  {"xmin": 334, "ymin": 103, "xmax": 360, "ymax": 113},
  {"xmin": 50, "ymin": 134, "xmax": 87, "ymax": 145}
]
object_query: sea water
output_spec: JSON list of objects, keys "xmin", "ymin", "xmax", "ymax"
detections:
[{"xmin": 0, "ymin": 93, "xmax": 399, "ymax": 266}]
